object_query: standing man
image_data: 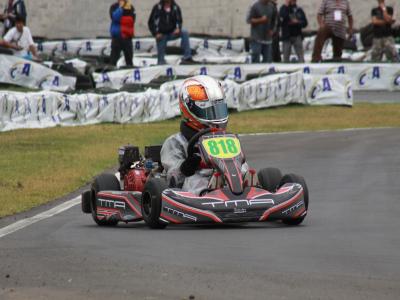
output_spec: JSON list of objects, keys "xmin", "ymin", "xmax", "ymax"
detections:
[
  {"xmin": 247, "ymin": 0, "xmax": 276, "ymax": 63},
  {"xmin": 370, "ymin": 0, "xmax": 398, "ymax": 62},
  {"xmin": 280, "ymin": 0, "xmax": 308, "ymax": 63},
  {"xmin": 311, "ymin": 0, "xmax": 353, "ymax": 62},
  {"xmin": 109, "ymin": 0, "xmax": 136, "ymax": 66},
  {"xmin": 0, "ymin": 0, "xmax": 27, "ymax": 35},
  {"xmin": 148, "ymin": 0, "xmax": 193, "ymax": 65}
]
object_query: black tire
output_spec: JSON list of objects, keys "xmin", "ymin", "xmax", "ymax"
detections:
[
  {"xmin": 91, "ymin": 173, "xmax": 121, "ymax": 226},
  {"xmin": 280, "ymin": 174, "xmax": 309, "ymax": 226},
  {"xmin": 141, "ymin": 178, "xmax": 168, "ymax": 229},
  {"xmin": 81, "ymin": 190, "xmax": 91, "ymax": 214},
  {"xmin": 257, "ymin": 168, "xmax": 283, "ymax": 193}
]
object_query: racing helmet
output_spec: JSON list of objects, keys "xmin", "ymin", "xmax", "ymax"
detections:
[{"xmin": 179, "ymin": 75, "xmax": 228, "ymax": 131}]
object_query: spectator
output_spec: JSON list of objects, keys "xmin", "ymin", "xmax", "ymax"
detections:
[
  {"xmin": 311, "ymin": 0, "xmax": 353, "ymax": 62},
  {"xmin": 109, "ymin": 0, "xmax": 136, "ymax": 66},
  {"xmin": 280, "ymin": 0, "xmax": 308, "ymax": 63},
  {"xmin": 3, "ymin": 15, "xmax": 38, "ymax": 60},
  {"xmin": 370, "ymin": 0, "xmax": 398, "ymax": 62},
  {"xmin": 247, "ymin": 0, "xmax": 276, "ymax": 63},
  {"xmin": 271, "ymin": 0, "xmax": 281, "ymax": 62},
  {"xmin": 148, "ymin": 0, "xmax": 193, "ymax": 65},
  {"xmin": 0, "ymin": 0, "xmax": 27, "ymax": 35}
]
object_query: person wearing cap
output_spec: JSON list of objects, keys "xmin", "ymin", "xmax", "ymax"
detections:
[{"xmin": 3, "ymin": 15, "xmax": 38, "ymax": 60}]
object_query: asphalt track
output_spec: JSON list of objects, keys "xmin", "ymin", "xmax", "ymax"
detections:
[{"xmin": 1, "ymin": 128, "xmax": 400, "ymax": 300}]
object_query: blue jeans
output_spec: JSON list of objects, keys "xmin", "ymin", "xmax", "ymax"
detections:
[
  {"xmin": 157, "ymin": 29, "xmax": 192, "ymax": 65},
  {"xmin": 251, "ymin": 41, "xmax": 272, "ymax": 63}
]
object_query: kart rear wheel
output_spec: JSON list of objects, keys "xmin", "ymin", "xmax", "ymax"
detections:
[
  {"xmin": 280, "ymin": 174, "xmax": 309, "ymax": 226},
  {"xmin": 257, "ymin": 168, "xmax": 283, "ymax": 193},
  {"xmin": 91, "ymin": 173, "xmax": 121, "ymax": 226},
  {"xmin": 141, "ymin": 178, "xmax": 168, "ymax": 229}
]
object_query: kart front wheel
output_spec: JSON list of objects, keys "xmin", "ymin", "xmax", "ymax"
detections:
[
  {"xmin": 280, "ymin": 174, "xmax": 309, "ymax": 226},
  {"xmin": 91, "ymin": 173, "xmax": 121, "ymax": 226},
  {"xmin": 257, "ymin": 168, "xmax": 282, "ymax": 193},
  {"xmin": 141, "ymin": 178, "xmax": 168, "ymax": 229}
]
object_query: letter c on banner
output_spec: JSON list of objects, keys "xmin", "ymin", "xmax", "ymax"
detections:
[
  {"xmin": 359, "ymin": 73, "xmax": 366, "ymax": 86},
  {"xmin": 394, "ymin": 74, "xmax": 400, "ymax": 87}
]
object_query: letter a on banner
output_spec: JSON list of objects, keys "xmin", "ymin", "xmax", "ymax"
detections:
[
  {"xmin": 134, "ymin": 69, "xmax": 141, "ymax": 82},
  {"xmin": 166, "ymin": 67, "xmax": 173, "ymax": 78},
  {"xmin": 234, "ymin": 67, "xmax": 242, "ymax": 80},
  {"xmin": 322, "ymin": 78, "xmax": 332, "ymax": 91},
  {"xmin": 338, "ymin": 66, "xmax": 345, "ymax": 74},
  {"xmin": 372, "ymin": 67, "xmax": 380, "ymax": 79},
  {"xmin": 200, "ymin": 67, "xmax": 207, "ymax": 75},
  {"xmin": 102, "ymin": 72, "xmax": 110, "ymax": 83}
]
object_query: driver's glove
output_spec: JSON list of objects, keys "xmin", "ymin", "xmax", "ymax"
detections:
[{"xmin": 180, "ymin": 155, "xmax": 201, "ymax": 177}]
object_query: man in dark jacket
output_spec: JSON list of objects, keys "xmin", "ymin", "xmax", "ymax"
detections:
[
  {"xmin": 0, "ymin": 0, "xmax": 27, "ymax": 35},
  {"xmin": 109, "ymin": 0, "xmax": 136, "ymax": 66},
  {"xmin": 280, "ymin": 0, "xmax": 308, "ymax": 63},
  {"xmin": 148, "ymin": 0, "xmax": 192, "ymax": 65}
]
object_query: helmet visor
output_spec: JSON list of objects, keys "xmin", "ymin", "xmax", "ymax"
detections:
[{"xmin": 190, "ymin": 101, "xmax": 228, "ymax": 122}]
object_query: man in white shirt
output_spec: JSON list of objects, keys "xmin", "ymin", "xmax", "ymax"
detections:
[{"xmin": 3, "ymin": 15, "xmax": 38, "ymax": 60}]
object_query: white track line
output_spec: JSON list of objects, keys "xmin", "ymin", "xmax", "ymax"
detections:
[
  {"xmin": 238, "ymin": 127, "xmax": 395, "ymax": 137},
  {"xmin": 0, "ymin": 196, "xmax": 80, "ymax": 239},
  {"xmin": 0, "ymin": 127, "xmax": 396, "ymax": 239}
]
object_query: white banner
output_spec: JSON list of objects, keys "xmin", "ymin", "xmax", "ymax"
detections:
[
  {"xmin": 36, "ymin": 37, "xmax": 245, "ymax": 57},
  {"xmin": 0, "ymin": 73, "xmax": 352, "ymax": 132},
  {"xmin": 0, "ymin": 55, "xmax": 77, "ymax": 92},
  {"xmin": 94, "ymin": 63, "xmax": 400, "ymax": 92},
  {"xmin": 304, "ymin": 74, "xmax": 353, "ymax": 106}
]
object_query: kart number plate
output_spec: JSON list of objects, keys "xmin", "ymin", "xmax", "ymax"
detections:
[{"xmin": 202, "ymin": 137, "xmax": 241, "ymax": 159}]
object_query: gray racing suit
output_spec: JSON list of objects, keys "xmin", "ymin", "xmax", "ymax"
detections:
[{"xmin": 160, "ymin": 132, "xmax": 249, "ymax": 195}]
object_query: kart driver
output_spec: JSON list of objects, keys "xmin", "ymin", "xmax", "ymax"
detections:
[{"xmin": 160, "ymin": 75, "xmax": 249, "ymax": 195}]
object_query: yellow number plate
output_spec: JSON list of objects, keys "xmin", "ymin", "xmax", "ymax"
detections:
[{"xmin": 202, "ymin": 137, "xmax": 241, "ymax": 159}]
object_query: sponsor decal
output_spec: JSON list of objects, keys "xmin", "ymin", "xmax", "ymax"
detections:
[
  {"xmin": 227, "ymin": 40, "xmax": 232, "ymax": 50},
  {"xmin": 200, "ymin": 67, "xmax": 207, "ymax": 75},
  {"xmin": 38, "ymin": 75, "xmax": 60, "ymax": 89},
  {"xmin": 358, "ymin": 66, "xmax": 380, "ymax": 86},
  {"xmin": 204, "ymin": 39, "xmax": 209, "ymax": 49},
  {"xmin": 98, "ymin": 198, "xmax": 126, "ymax": 209},
  {"xmin": 9, "ymin": 62, "xmax": 31, "ymax": 79},
  {"xmin": 310, "ymin": 77, "xmax": 332, "ymax": 100},
  {"xmin": 135, "ymin": 41, "xmax": 141, "ymax": 50},
  {"xmin": 166, "ymin": 67, "xmax": 174, "ymax": 77},
  {"xmin": 164, "ymin": 207, "xmax": 197, "ymax": 221},
  {"xmin": 393, "ymin": 71, "xmax": 400, "ymax": 89},
  {"xmin": 303, "ymin": 66, "xmax": 310, "ymax": 74},
  {"xmin": 122, "ymin": 69, "xmax": 141, "ymax": 84},
  {"xmin": 347, "ymin": 85, "xmax": 353, "ymax": 99},
  {"xmin": 282, "ymin": 200, "xmax": 304, "ymax": 215},
  {"xmin": 101, "ymin": 72, "xmax": 110, "ymax": 83},
  {"xmin": 202, "ymin": 198, "xmax": 274, "ymax": 208}
]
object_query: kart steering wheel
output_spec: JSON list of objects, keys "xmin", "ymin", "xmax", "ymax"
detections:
[{"xmin": 187, "ymin": 127, "xmax": 221, "ymax": 158}]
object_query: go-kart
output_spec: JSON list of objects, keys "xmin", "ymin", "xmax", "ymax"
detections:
[{"xmin": 81, "ymin": 128, "xmax": 309, "ymax": 229}]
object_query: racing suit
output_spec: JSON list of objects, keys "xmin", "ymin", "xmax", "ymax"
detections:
[{"xmin": 160, "ymin": 122, "xmax": 249, "ymax": 195}]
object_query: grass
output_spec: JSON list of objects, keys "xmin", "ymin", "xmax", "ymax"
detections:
[{"xmin": 1, "ymin": 103, "xmax": 400, "ymax": 218}]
